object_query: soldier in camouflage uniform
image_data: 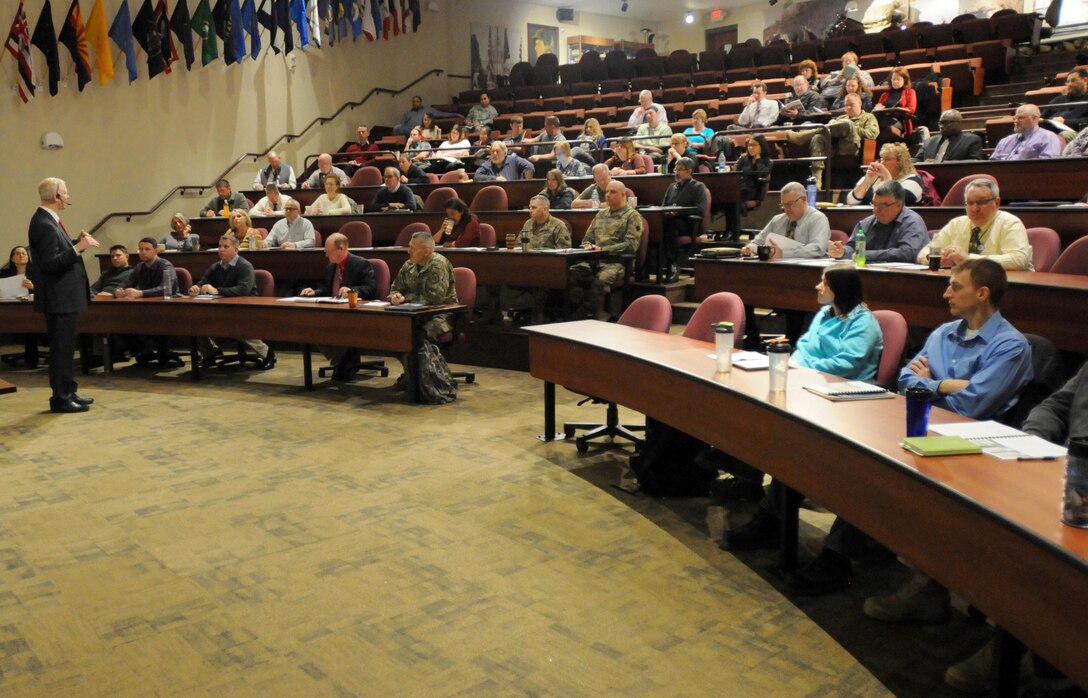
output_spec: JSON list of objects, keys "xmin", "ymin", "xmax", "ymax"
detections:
[
  {"xmin": 390, "ymin": 231, "xmax": 458, "ymax": 340},
  {"xmin": 568, "ymin": 180, "xmax": 643, "ymax": 321},
  {"xmin": 500, "ymin": 195, "xmax": 573, "ymax": 324}
]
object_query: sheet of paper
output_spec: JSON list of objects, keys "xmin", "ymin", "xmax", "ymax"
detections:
[
  {"xmin": 868, "ymin": 262, "xmax": 929, "ymax": 270},
  {"xmin": 767, "ymin": 232, "xmax": 804, "ymax": 251},
  {"xmin": 0, "ymin": 275, "xmax": 29, "ymax": 298},
  {"xmin": 931, "ymin": 421, "xmax": 1067, "ymax": 460}
]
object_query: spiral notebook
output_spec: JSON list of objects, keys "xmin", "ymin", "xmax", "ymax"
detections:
[
  {"xmin": 929, "ymin": 421, "xmax": 1067, "ymax": 460},
  {"xmin": 803, "ymin": 381, "xmax": 893, "ymax": 401}
]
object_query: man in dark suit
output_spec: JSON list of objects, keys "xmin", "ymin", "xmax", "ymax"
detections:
[
  {"xmin": 913, "ymin": 109, "xmax": 984, "ymax": 163},
  {"xmin": 300, "ymin": 232, "xmax": 377, "ymax": 380},
  {"xmin": 27, "ymin": 177, "xmax": 99, "ymax": 413},
  {"xmin": 188, "ymin": 234, "xmax": 276, "ymax": 370}
]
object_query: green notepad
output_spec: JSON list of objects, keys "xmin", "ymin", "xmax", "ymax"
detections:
[{"xmin": 901, "ymin": 436, "xmax": 983, "ymax": 457}]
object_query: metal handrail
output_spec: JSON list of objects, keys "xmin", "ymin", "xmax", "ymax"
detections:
[{"xmin": 88, "ymin": 68, "xmax": 444, "ymax": 235}]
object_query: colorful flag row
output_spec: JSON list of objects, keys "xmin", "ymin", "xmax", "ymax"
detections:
[{"xmin": 3, "ymin": 0, "xmax": 421, "ymax": 102}]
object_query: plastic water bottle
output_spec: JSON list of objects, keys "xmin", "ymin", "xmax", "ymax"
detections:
[
  {"xmin": 162, "ymin": 265, "xmax": 174, "ymax": 300},
  {"xmin": 717, "ymin": 152, "xmax": 726, "ymax": 172},
  {"xmin": 855, "ymin": 229, "xmax": 867, "ymax": 267},
  {"xmin": 590, "ymin": 188, "xmax": 600, "ymax": 209},
  {"xmin": 805, "ymin": 177, "xmax": 818, "ymax": 208}
]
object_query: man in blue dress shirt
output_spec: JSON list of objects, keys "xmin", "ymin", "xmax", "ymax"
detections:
[{"xmin": 989, "ymin": 104, "xmax": 1064, "ymax": 160}]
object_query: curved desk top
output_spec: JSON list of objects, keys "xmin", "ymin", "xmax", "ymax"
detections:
[{"xmin": 526, "ymin": 320, "xmax": 1087, "ymax": 689}]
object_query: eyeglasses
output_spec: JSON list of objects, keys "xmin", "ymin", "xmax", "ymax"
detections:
[
  {"xmin": 965, "ymin": 198, "xmax": 996, "ymax": 208},
  {"xmin": 880, "ymin": 156, "xmax": 897, "ymax": 163},
  {"xmin": 871, "ymin": 201, "xmax": 900, "ymax": 211},
  {"xmin": 780, "ymin": 198, "xmax": 804, "ymax": 209}
]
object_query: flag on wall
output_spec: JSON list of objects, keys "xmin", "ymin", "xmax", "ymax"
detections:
[
  {"xmin": 388, "ymin": 0, "xmax": 398, "ymax": 36},
  {"xmin": 259, "ymin": 0, "xmax": 293, "ymax": 54},
  {"xmin": 358, "ymin": 0, "xmax": 375, "ymax": 41},
  {"xmin": 153, "ymin": 1, "xmax": 178, "ymax": 72},
  {"xmin": 379, "ymin": 0, "xmax": 389, "ymax": 39},
  {"xmin": 307, "ymin": 0, "xmax": 321, "ymax": 48},
  {"xmin": 408, "ymin": 0, "xmax": 419, "ymax": 32},
  {"xmin": 211, "ymin": 0, "xmax": 235, "ymax": 64},
  {"xmin": 290, "ymin": 0, "xmax": 308, "ymax": 49},
  {"xmin": 189, "ymin": 0, "xmax": 217, "ymax": 65},
  {"xmin": 59, "ymin": 0, "xmax": 93, "ymax": 90},
  {"xmin": 240, "ymin": 0, "xmax": 259, "ymax": 58},
  {"xmin": 229, "ymin": 0, "xmax": 245, "ymax": 60},
  {"xmin": 85, "ymin": 0, "xmax": 113, "ymax": 83},
  {"xmin": 399, "ymin": 0, "xmax": 409, "ymax": 33},
  {"xmin": 31, "ymin": 0, "xmax": 61, "ymax": 95},
  {"xmin": 132, "ymin": 0, "xmax": 167, "ymax": 77},
  {"xmin": 170, "ymin": 0, "xmax": 194, "ymax": 69},
  {"xmin": 108, "ymin": 0, "xmax": 138, "ymax": 82},
  {"xmin": 4, "ymin": 3, "xmax": 36, "ymax": 102}
]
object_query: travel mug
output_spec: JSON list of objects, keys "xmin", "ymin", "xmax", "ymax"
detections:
[
  {"xmin": 767, "ymin": 341, "xmax": 791, "ymax": 392},
  {"xmin": 1062, "ymin": 438, "xmax": 1088, "ymax": 529},
  {"xmin": 713, "ymin": 322, "xmax": 734, "ymax": 373},
  {"xmin": 905, "ymin": 387, "xmax": 934, "ymax": 437}
]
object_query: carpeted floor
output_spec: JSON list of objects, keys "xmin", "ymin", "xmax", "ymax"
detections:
[{"xmin": 0, "ymin": 350, "xmax": 1010, "ymax": 696}]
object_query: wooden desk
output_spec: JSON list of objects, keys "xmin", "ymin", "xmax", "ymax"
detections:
[
  {"xmin": 0, "ymin": 298, "xmax": 462, "ymax": 403},
  {"xmin": 920, "ymin": 159, "xmax": 1088, "ymax": 203},
  {"xmin": 241, "ymin": 172, "xmax": 742, "ymax": 213},
  {"xmin": 526, "ymin": 320, "xmax": 1088, "ymax": 692},
  {"xmin": 823, "ymin": 206, "xmax": 1088, "ymax": 249},
  {"xmin": 692, "ymin": 258, "xmax": 1088, "ymax": 353},
  {"xmin": 100, "ymin": 248, "xmax": 605, "ymax": 288},
  {"xmin": 0, "ymin": 377, "xmax": 15, "ymax": 394}
]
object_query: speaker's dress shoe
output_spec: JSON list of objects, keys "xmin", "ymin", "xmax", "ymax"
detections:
[
  {"xmin": 49, "ymin": 397, "xmax": 89, "ymax": 413},
  {"xmin": 72, "ymin": 394, "xmax": 94, "ymax": 406}
]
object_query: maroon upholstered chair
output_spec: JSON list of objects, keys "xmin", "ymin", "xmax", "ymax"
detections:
[
  {"xmin": 312, "ymin": 230, "xmax": 323, "ymax": 247},
  {"xmin": 174, "ymin": 267, "xmax": 193, "ymax": 294},
  {"xmin": 830, "ymin": 229, "xmax": 849, "ymax": 244},
  {"xmin": 318, "ymin": 258, "xmax": 393, "ymax": 380},
  {"xmin": 396, "ymin": 222, "xmax": 432, "ymax": 246},
  {"xmin": 942, "ymin": 174, "xmax": 998, "ymax": 207},
  {"xmin": 1027, "ymin": 227, "xmax": 1060, "ymax": 273},
  {"xmin": 349, "ymin": 166, "xmax": 382, "ymax": 186},
  {"xmin": 478, "ymin": 223, "xmax": 497, "ymax": 248},
  {"xmin": 439, "ymin": 170, "xmax": 465, "ymax": 183},
  {"xmin": 426, "ymin": 172, "xmax": 439, "ymax": 183},
  {"xmin": 338, "ymin": 220, "xmax": 373, "ymax": 247},
  {"xmin": 682, "ymin": 292, "xmax": 745, "ymax": 346},
  {"xmin": 873, "ymin": 309, "xmax": 908, "ymax": 389},
  {"xmin": 563, "ymin": 295, "xmax": 673, "ymax": 451},
  {"xmin": 423, "ymin": 186, "xmax": 458, "ymax": 212},
  {"xmin": 1050, "ymin": 236, "xmax": 1088, "ymax": 275},
  {"xmin": 435, "ymin": 267, "xmax": 477, "ymax": 384},
  {"xmin": 470, "ymin": 185, "xmax": 509, "ymax": 211}
]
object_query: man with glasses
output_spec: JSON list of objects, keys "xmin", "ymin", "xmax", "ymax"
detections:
[
  {"xmin": 729, "ymin": 81, "xmax": 780, "ymax": 131},
  {"xmin": 989, "ymin": 104, "xmax": 1063, "ymax": 161},
  {"xmin": 829, "ymin": 181, "xmax": 928, "ymax": 263},
  {"xmin": 785, "ymin": 94, "xmax": 878, "ymax": 183},
  {"xmin": 913, "ymin": 109, "xmax": 983, "ymax": 163},
  {"xmin": 919, "ymin": 178, "xmax": 1033, "ymax": 270},
  {"xmin": 371, "ymin": 167, "xmax": 418, "ymax": 212},
  {"xmin": 264, "ymin": 200, "xmax": 316, "ymax": 249},
  {"xmin": 659, "ymin": 158, "xmax": 708, "ymax": 282}
]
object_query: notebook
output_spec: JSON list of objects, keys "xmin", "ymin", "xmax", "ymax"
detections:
[
  {"xmin": 384, "ymin": 302, "xmax": 430, "ymax": 312},
  {"xmin": 929, "ymin": 421, "xmax": 1068, "ymax": 461},
  {"xmin": 803, "ymin": 381, "xmax": 893, "ymax": 401},
  {"xmin": 901, "ymin": 436, "xmax": 983, "ymax": 457}
]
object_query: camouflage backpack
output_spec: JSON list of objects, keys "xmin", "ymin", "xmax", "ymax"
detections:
[{"xmin": 416, "ymin": 341, "xmax": 457, "ymax": 404}]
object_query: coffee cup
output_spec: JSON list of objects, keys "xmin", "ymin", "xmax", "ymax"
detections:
[
  {"xmin": 505, "ymin": 233, "xmax": 516, "ymax": 250},
  {"xmin": 347, "ymin": 290, "xmax": 359, "ymax": 309},
  {"xmin": 757, "ymin": 245, "xmax": 772, "ymax": 261}
]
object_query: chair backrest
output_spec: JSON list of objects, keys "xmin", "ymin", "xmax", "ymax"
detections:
[
  {"xmin": 873, "ymin": 309, "xmax": 908, "ymax": 389},
  {"xmin": 470, "ymin": 185, "xmax": 509, "ymax": 211},
  {"xmin": 1026, "ymin": 227, "xmax": 1061, "ymax": 273},
  {"xmin": 453, "ymin": 267, "xmax": 477, "ymax": 314},
  {"xmin": 312, "ymin": 230, "xmax": 323, "ymax": 247},
  {"xmin": 339, "ymin": 220, "xmax": 373, "ymax": 247},
  {"xmin": 253, "ymin": 269, "xmax": 275, "ymax": 297},
  {"xmin": 682, "ymin": 291, "xmax": 745, "ymax": 346},
  {"xmin": 437, "ymin": 169, "xmax": 462, "ymax": 183},
  {"xmin": 1050, "ymin": 236, "xmax": 1088, "ymax": 275},
  {"xmin": 255, "ymin": 227, "xmax": 269, "ymax": 239},
  {"xmin": 174, "ymin": 267, "xmax": 193, "ymax": 294},
  {"xmin": 637, "ymin": 153, "xmax": 656, "ymax": 174},
  {"xmin": 1001, "ymin": 334, "xmax": 1064, "ymax": 428},
  {"xmin": 830, "ymin": 229, "xmax": 849, "ymax": 244},
  {"xmin": 368, "ymin": 257, "xmax": 391, "ymax": 299},
  {"xmin": 478, "ymin": 222, "xmax": 497, "ymax": 248},
  {"xmin": 424, "ymin": 186, "xmax": 458, "ymax": 212},
  {"xmin": 942, "ymin": 173, "xmax": 998, "ymax": 207},
  {"xmin": 349, "ymin": 166, "xmax": 382, "ymax": 186},
  {"xmin": 396, "ymin": 222, "xmax": 432, "ymax": 246},
  {"xmin": 426, "ymin": 172, "xmax": 440, "ymax": 183},
  {"xmin": 618, "ymin": 294, "xmax": 672, "ymax": 333}
]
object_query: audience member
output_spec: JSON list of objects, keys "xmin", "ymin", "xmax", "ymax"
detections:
[
  {"xmin": 1046, "ymin": 67, "xmax": 1088, "ymax": 132},
  {"xmin": 251, "ymin": 183, "xmax": 295, "ymax": 217},
  {"xmin": 397, "ymin": 152, "xmax": 430, "ymax": 185},
  {"xmin": 90, "ymin": 245, "xmax": 132, "ymax": 297},
  {"xmin": 424, "ymin": 123, "xmax": 471, "ymax": 175},
  {"xmin": 919, "ymin": 178, "xmax": 1033, "ymax": 270},
  {"xmin": 372, "ymin": 167, "xmax": 418, "ymax": 212},
  {"xmin": 305, "ymin": 174, "xmax": 357, "ymax": 216},
  {"xmin": 539, "ymin": 169, "xmax": 575, "ymax": 210},
  {"xmin": 160, "ymin": 213, "xmax": 200, "ymax": 251},
  {"xmin": 434, "ymin": 197, "xmax": 481, "ymax": 247},
  {"xmin": 419, "ymin": 112, "xmax": 442, "ymax": 141},
  {"xmin": 116, "ymin": 237, "xmax": 181, "ymax": 367},
  {"xmin": 725, "ymin": 135, "xmax": 773, "ymax": 237},
  {"xmin": 663, "ymin": 133, "xmax": 698, "ymax": 174},
  {"xmin": 227, "ymin": 209, "xmax": 266, "ymax": 250},
  {"xmin": 605, "ymin": 139, "xmax": 647, "ymax": 176},
  {"xmin": 391, "ymin": 95, "xmax": 457, "ymax": 136},
  {"xmin": 819, "ymin": 51, "xmax": 875, "ymax": 101},
  {"xmin": 299, "ymin": 233, "xmax": 378, "ymax": 380},
  {"xmin": 264, "ymin": 200, "xmax": 316, "ymax": 249},
  {"xmin": 474, "ymin": 142, "xmax": 535, "ymax": 181},
  {"xmin": 300, "ymin": 154, "xmax": 350, "ymax": 189},
  {"xmin": 798, "ymin": 59, "xmax": 820, "ymax": 88},
  {"xmin": 872, "ymin": 67, "xmax": 917, "ymax": 138},
  {"xmin": 464, "ymin": 92, "xmax": 498, "ymax": 133},
  {"xmin": 660, "ymin": 158, "xmax": 708, "ymax": 282},
  {"xmin": 830, "ymin": 181, "xmax": 929, "ymax": 262},
  {"xmin": 990, "ymin": 104, "xmax": 1064, "ymax": 160},
  {"xmin": 404, "ymin": 128, "xmax": 433, "ymax": 162},
  {"xmin": 730, "ymin": 81, "xmax": 780, "ymax": 130},
  {"xmin": 0, "ymin": 245, "xmax": 34, "ymax": 295},
  {"xmin": 831, "ymin": 76, "xmax": 873, "ymax": 112},
  {"xmin": 743, "ymin": 181, "xmax": 830, "ymax": 260},
  {"xmin": 553, "ymin": 141, "xmax": 591, "ymax": 178},
  {"xmin": 200, "ymin": 179, "xmax": 249, "ymax": 217},
  {"xmin": 568, "ymin": 181, "xmax": 643, "ymax": 321},
  {"xmin": 503, "ymin": 115, "xmax": 528, "ymax": 150},
  {"xmin": 847, "ymin": 143, "xmax": 923, "ymax": 205},
  {"xmin": 786, "ymin": 94, "xmax": 877, "ymax": 182},
  {"xmin": 469, "ymin": 127, "xmax": 494, "ymax": 168},
  {"xmin": 524, "ymin": 116, "xmax": 566, "ymax": 158},
  {"xmin": 253, "ymin": 151, "xmax": 296, "ymax": 191},
  {"xmin": 626, "ymin": 89, "xmax": 668, "ymax": 128},
  {"xmin": 779, "ymin": 75, "xmax": 828, "ymax": 123},
  {"xmin": 501, "ymin": 195, "xmax": 573, "ymax": 324},
  {"xmin": 683, "ymin": 109, "xmax": 716, "ymax": 153},
  {"xmin": 188, "ymin": 235, "xmax": 276, "ymax": 370},
  {"xmin": 913, "ymin": 109, "xmax": 984, "ymax": 162},
  {"xmin": 634, "ymin": 108, "xmax": 673, "ymax": 160},
  {"xmin": 572, "ymin": 164, "xmax": 613, "ymax": 208},
  {"xmin": 343, "ymin": 125, "xmax": 379, "ymax": 172}
]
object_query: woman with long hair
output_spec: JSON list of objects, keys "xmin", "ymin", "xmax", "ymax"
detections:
[{"xmin": 434, "ymin": 197, "xmax": 481, "ymax": 247}]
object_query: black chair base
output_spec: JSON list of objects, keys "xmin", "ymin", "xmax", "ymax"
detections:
[
  {"xmin": 563, "ymin": 401, "xmax": 644, "ymax": 452},
  {"xmin": 317, "ymin": 358, "xmax": 390, "ymax": 380}
]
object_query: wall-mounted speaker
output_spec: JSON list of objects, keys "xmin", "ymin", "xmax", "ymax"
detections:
[{"xmin": 556, "ymin": 8, "xmax": 575, "ymax": 22}]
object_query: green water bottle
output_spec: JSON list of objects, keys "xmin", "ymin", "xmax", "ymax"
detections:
[{"xmin": 855, "ymin": 228, "xmax": 867, "ymax": 267}]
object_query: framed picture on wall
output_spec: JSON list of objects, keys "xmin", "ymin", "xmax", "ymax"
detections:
[{"xmin": 528, "ymin": 24, "xmax": 558, "ymax": 66}]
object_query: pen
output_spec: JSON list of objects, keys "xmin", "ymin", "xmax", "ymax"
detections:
[{"xmin": 1017, "ymin": 456, "xmax": 1058, "ymax": 461}]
